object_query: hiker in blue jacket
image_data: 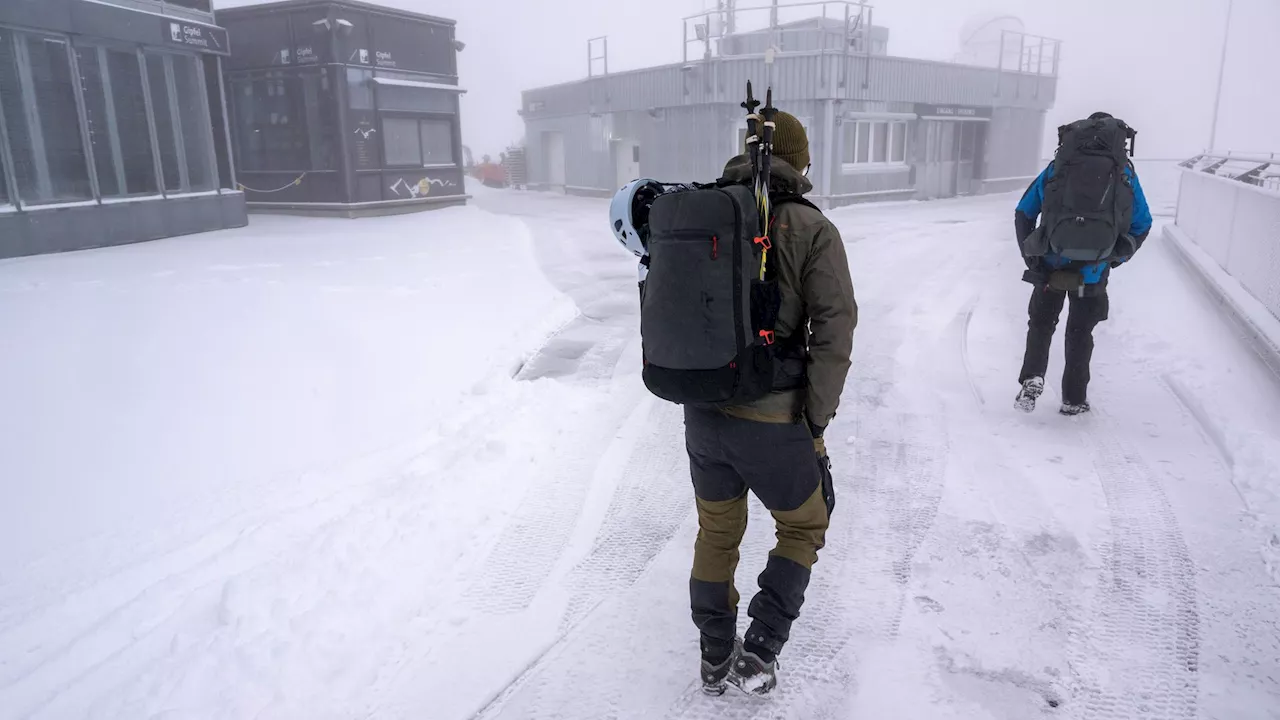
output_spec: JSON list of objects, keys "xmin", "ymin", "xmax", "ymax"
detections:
[{"xmin": 1013, "ymin": 112, "xmax": 1152, "ymax": 415}]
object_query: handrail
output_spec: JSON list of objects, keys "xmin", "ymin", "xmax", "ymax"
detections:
[{"xmin": 1180, "ymin": 151, "xmax": 1280, "ymax": 192}]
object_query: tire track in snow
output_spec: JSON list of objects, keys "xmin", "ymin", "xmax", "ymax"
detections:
[
  {"xmin": 557, "ymin": 400, "xmax": 689, "ymax": 627},
  {"xmin": 468, "ymin": 401, "xmax": 689, "ymax": 720},
  {"xmin": 958, "ymin": 296, "xmax": 986, "ymax": 408},
  {"xmin": 1069, "ymin": 414, "xmax": 1200, "ymax": 719}
]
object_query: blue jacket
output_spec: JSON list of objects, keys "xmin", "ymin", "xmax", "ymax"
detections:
[{"xmin": 1016, "ymin": 162, "xmax": 1152, "ymax": 284}]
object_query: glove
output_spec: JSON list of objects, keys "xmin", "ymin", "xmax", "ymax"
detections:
[
  {"xmin": 808, "ymin": 420, "xmax": 827, "ymax": 456},
  {"xmin": 1109, "ymin": 257, "xmax": 1128, "ymax": 269},
  {"xmin": 813, "ymin": 435, "xmax": 827, "ymax": 457},
  {"xmin": 817, "ymin": 453, "xmax": 835, "ymax": 517}
]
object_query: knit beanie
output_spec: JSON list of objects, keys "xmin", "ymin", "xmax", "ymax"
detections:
[{"xmin": 757, "ymin": 110, "xmax": 810, "ymax": 173}]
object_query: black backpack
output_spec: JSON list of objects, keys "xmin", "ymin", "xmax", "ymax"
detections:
[
  {"xmin": 639, "ymin": 182, "xmax": 812, "ymax": 407},
  {"xmin": 1040, "ymin": 117, "xmax": 1136, "ymax": 263}
]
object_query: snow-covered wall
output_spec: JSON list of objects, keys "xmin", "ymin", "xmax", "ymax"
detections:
[{"xmin": 1174, "ymin": 168, "xmax": 1280, "ymax": 322}]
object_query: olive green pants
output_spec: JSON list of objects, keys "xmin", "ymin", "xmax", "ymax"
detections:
[{"xmin": 685, "ymin": 406, "xmax": 830, "ymax": 657}]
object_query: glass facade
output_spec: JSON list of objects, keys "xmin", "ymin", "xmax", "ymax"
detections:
[
  {"xmin": 0, "ymin": 25, "xmax": 223, "ymax": 209},
  {"xmin": 230, "ymin": 69, "xmax": 339, "ymax": 172}
]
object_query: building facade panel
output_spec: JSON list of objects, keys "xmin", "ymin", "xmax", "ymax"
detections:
[
  {"xmin": 0, "ymin": 0, "xmax": 246, "ymax": 259},
  {"xmin": 219, "ymin": 0, "xmax": 465, "ymax": 215}
]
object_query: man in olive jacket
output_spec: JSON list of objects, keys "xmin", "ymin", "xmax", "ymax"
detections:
[{"xmin": 689, "ymin": 111, "xmax": 857, "ymax": 695}]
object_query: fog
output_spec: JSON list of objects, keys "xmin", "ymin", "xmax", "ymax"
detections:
[{"xmin": 218, "ymin": 0, "xmax": 1278, "ymax": 160}]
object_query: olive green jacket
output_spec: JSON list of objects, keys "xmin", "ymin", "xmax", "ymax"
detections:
[{"xmin": 718, "ymin": 156, "xmax": 857, "ymax": 431}]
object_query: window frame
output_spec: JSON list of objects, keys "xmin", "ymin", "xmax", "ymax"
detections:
[
  {"xmin": 72, "ymin": 40, "xmax": 167, "ymax": 199},
  {"xmin": 143, "ymin": 48, "xmax": 220, "ymax": 195},
  {"xmin": 0, "ymin": 26, "xmax": 97, "ymax": 206},
  {"xmin": 841, "ymin": 117, "xmax": 911, "ymax": 173},
  {"xmin": 0, "ymin": 24, "xmax": 226, "ymax": 210},
  {"xmin": 379, "ymin": 111, "xmax": 458, "ymax": 169},
  {"xmin": 229, "ymin": 68, "xmax": 339, "ymax": 175}
]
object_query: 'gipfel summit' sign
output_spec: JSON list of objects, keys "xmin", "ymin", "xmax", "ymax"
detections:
[{"xmin": 162, "ymin": 19, "xmax": 230, "ymax": 56}]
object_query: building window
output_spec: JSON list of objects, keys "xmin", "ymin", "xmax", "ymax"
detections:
[
  {"xmin": 173, "ymin": 54, "xmax": 216, "ymax": 192},
  {"xmin": 163, "ymin": 0, "xmax": 213, "ymax": 11},
  {"xmin": 231, "ymin": 70, "xmax": 338, "ymax": 172},
  {"xmin": 375, "ymin": 84, "xmax": 456, "ymax": 113},
  {"xmin": 145, "ymin": 52, "xmax": 182, "ymax": 192},
  {"xmin": 419, "ymin": 118, "xmax": 454, "ymax": 165},
  {"xmin": 144, "ymin": 50, "xmax": 217, "ymax": 193},
  {"xmin": 381, "ymin": 115, "xmax": 455, "ymax": 167},
  {"xmin": 842, "ymin": 119, "xmax": 908, "ymax": 170},
  {"xmin": 347, "ymin": 67, "xmax": 373, "ymax": 109},
  {"xmin": 75, "ymin": 45, "xmax": 160, "ymax": 197},
  {"xmin": 0, "ymin": 28, "xmax": 93, "ymax": 205}
]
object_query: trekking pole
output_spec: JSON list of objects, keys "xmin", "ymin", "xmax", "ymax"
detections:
[
  {"xmin": 741, "ymin": 81, "xmax": 761, "ymax": 195},
  {"xmin": 756, "ymin": 87, "xmax": 778, "ymax": 280}
]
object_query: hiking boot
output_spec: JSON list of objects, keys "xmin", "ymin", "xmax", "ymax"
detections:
[
  {"xmin": 1015, "ymin": 376, "xmax": 1045, "ymax": 413},
  {"xmin": 1060, "ymin": 401, "xmax": 1091, "ymax": 416},
  {"xmin": 700, "ymin": 637, "xmax": 741, "ymax": 696},
  {"xmin": 728, "ymin": 648, "xmax": 778, "ymax": 695}
]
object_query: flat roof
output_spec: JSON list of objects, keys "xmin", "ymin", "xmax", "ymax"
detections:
[{"xmin": 216, "ymin": 0, "xmax": 455, "ymax": 26}]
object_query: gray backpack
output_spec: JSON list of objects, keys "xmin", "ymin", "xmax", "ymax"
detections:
[
  {"xmin": 1036, "ymin": 117, "xmax": 1136, "ymax": 263},
  {"xmin": 640, "ymin": 182, "xmax": 811, "ymax": 407}
]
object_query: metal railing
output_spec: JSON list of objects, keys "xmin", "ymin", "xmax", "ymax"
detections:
[
  {"xmin": 682, "ymin": 0, "xmax": 874, "ymax": 64},
  {"xmin": 1180, "ymin": 151, "xmax": 1280, "ymax": 192},
  {"xmin": 1173, "ymin": 151, "xmax": 1280, "ymax": 323}
]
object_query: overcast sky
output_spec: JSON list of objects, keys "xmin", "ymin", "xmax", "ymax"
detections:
[{"xmin": 219, "ymin": 0, "xmax": 1278, "ymax": 160}]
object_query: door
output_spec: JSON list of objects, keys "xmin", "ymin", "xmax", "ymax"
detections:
[
  {"xmin": 614, "ymin": 140, "xmax": 640, "ymax": 188},
  {"xmin": 955, "ymin": 122, "xmax": 987, "ymax": 195},
  {"xmin": 917, "ymin": 121, "xmax": 942, "ymax": 199},
  {"xmin": 937, "ymin": 121, "xmax": 958, "ymax": 197},
  {"xmin": 544, "ymin": 131, "xmax": 566, "ymax": 191}
]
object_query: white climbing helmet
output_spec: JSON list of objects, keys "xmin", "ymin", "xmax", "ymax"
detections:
[{"xmin": 609, "ymin": 178, "xmax": 663, "ymax": 257}]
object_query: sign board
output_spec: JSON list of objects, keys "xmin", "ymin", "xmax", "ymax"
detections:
[
  {"xmin": 914, "ymin": 104, "xmax": 992, "ymax": 119},
  {"xmin": 351, "ymin": 113, "xmax": 379, "ymax": 170},
  {"xmin": 162, "ymin": 19, "xmax": 230, "ymax": 56}
]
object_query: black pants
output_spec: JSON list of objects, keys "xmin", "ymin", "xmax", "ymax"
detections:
[
  {"xmin": 1019, "ymin": 284, "xmax": 1109, "ymax": 406},
  {"xmin": 684, "ymin": 407, "xmax": 829, "ymax": 659}
]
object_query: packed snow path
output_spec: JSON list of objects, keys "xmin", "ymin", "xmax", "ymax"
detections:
[{"xmin": 2, "ymin": 169, "xmax": 1279, "ymax": 719}]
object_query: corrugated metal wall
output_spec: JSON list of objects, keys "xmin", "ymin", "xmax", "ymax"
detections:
[
  {"xmin": 522, "ymin": 54, "xmax": 1057, "ymax": 118},
  {"xmin": 519, "ymin": 51, "xmax": 1056, "ymax": 200},
  {"xmin": 985, "ymin": 107, "xmax": 1046, "ymax": 181}
]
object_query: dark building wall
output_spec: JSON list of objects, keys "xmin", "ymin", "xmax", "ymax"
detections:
[
  {"xmin": 0, "ymin": 0, "xmax": 247, "ymax": 259},
  {"xmin": 219, "ymin": 0, "xmax": 465, "ymax": 210}
]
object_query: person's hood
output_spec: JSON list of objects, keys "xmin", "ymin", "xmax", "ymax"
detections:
[{"xmin": 721, "ymin": 155, "xmax": 814, "ymax": 196}]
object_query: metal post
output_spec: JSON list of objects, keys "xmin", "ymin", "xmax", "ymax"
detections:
[
  {"xmin": 1209, "ymin": 0, "xmax": 1234, "ymax": 152},
  {"xmin": 994, "ymin": 30, "xmax": 1005, "ymax": 97},
  {"xmin": 215, "ymin": 56, "xmax": 236, "ymax": 192},
  {"xmin": 1015, "ymin": 32, "xmax": 1025, "ymax": 98},
  {"xmin": 863, "ymin": 7, "xmax": 873, "ymax": 89},
  {"xmin": 839, "ymin": 3, "xmax": 849, "ymax": 88},
  {"xmin": 65, "ymin": 39, "xmax": 102, "ymax": 202}
]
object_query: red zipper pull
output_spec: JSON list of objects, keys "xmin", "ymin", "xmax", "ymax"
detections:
[{"xmin": 711, "ymin": 235, "xmax": 718, "ymax": 260}]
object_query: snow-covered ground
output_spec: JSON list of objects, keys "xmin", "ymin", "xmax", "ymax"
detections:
[{"xmin": 2, "ymin": 175, "xmax": 1278, "ymax": 719}]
